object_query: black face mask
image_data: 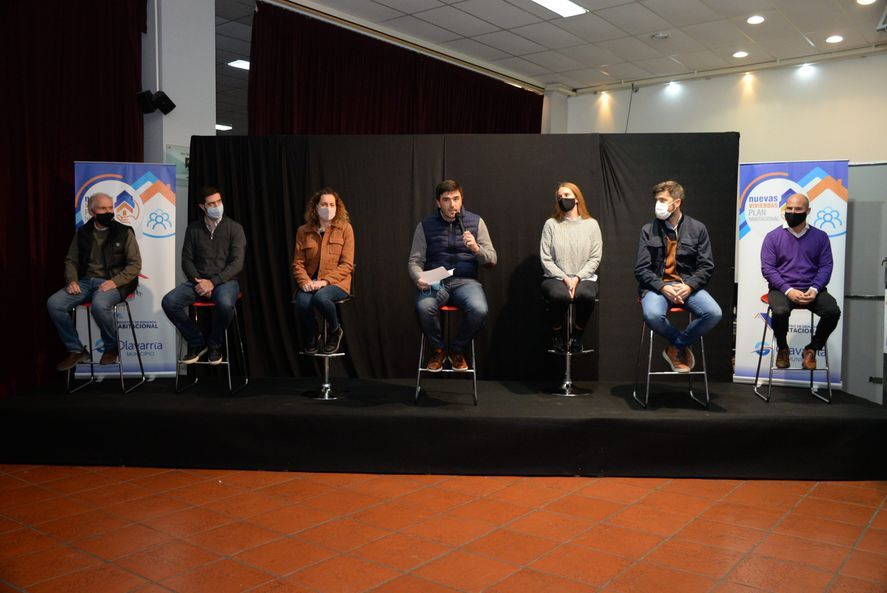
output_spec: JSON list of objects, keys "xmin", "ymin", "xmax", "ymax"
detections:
[
  {"xmin": 95, "ymin": 212, "xmax": 115, "ymax": 227},
  {"xmin": 558, "ymin": 198, "xmax": 576, "ymax": 212},
  {"xmin": 784, "ymin": 211, "xmax": 807, "ymax": 228}
]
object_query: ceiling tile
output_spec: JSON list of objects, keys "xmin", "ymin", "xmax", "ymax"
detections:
[
  {"xmin": 216, "ymin": 0, "xmax": 256, "ymax": 21},
  {"xmin": 382, "ymin": 15, "xmax": 463, "ymax": 42},
  {"xmin": 638, "ymin": 28, "xmax": 705, "ymax": 53},
  {"xmin": 769, "ymin": 0, "xmax": 847, "ymax": 33},
  {"xmin": 509, "ymin": 22, "xmax": 587, "ymax": 49},
  {"xmin": 803, "ymin": 27, "xmax": 870, "ymax": 51},
  {"xmin": 441, "ymin": 38, "xmax": 510, "ymax": 60},
  {"xmin": 455, "ymin": 0, "xmax": 540, "ymax": 28},
  {"xmin": 216, "ymin": 20, "xmax": 252, "ymax": 41},
  {"xmin": 594, "ymin": 3, "xmax": 673, "ymax": 34},
  {"xmin": 559, "ymin": 43, "xmax": 621, "ymax": 66},
  {"xmin": 216, "ymin": 35, "xmax": 251, "ymax": 55},
  {"xmin": 523, "ymin": 49, "xmax": 587, "ymax": 71},
  {"xmin": 599, "ymin": 61, "xmax": 653, "ymax": 79},
  {"xmin": 311, "ymin": 0, "xmax": 402, "ymax": 22},
  {"xmin": 492, "ymin": 55, "xmax": 551, "ymax": 76},
  {"xmin": 670, "ymin": 49, "xmax": 728, "ymax": 70},
  {"xmin": 699, "ymin": 0, "xmax": 776, "ymax": 19},
  {"xmin": 559, "ymin": 67, "xmax": 616, "ymax": 86},
  {"xmin": 753, "ymin": 34, "xmax": 818, "ymax": 59},
  {"xmin": 735, "ymin": 10, "xmax": 802, "ymax": 42},
  {"xmin": 373, "ymin": 0, "xmax": 443, "ymax": 11},
  {"xmin": 683, "ymin": 20, "xmax": 752, "ymax": 47},
  {"xmin": 633, "ymin": 56, "xmax": 689, "ymax": 75},
  {"xmin": 500, "ymin": 0, "xmax": 569, "ymax": 20},
  {"xmin": 414, "ymin": 5, "xmax": 499, "ymax": 35},
  {"xmin": 641, "ymin": 0, "xmax": 720, "ymax": 26},
  {"xmin": 596, "ymin": 36, "xmax": 662, "ymax": 60},
  {"xmin": 473, "ymin": 30, "xmax": 546, "ymax": 54},
  {"xmin": 579, "ymin": 0, "xmax": 638, "ymax": 9},
  {"xmin": 556, "ymin": 12, "xmax": 628, "ymax": 42},
  {"xmin": 709, "ymin": 44, "xmax": 773, "ymax": 63}
]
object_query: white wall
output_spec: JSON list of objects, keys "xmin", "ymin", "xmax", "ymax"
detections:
[{"xmin": 567, "ymin": 53, "xmax": 887, "ymax": 164}]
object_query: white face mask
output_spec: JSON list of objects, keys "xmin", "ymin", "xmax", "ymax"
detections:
[
  {"xmin": 317, "ymin": 206, "xmax": 335, "ymax": 222},
  {"xmin": 205, "ymin": 204, "xmax": 224, "ymax": 220},
  {"xmin": 654, "ymin": 201, "xmax": 672, "ymax": 220}
]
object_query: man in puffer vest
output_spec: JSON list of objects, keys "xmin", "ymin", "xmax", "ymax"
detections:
[
  {"xmin": 408, "ymin": 179, "xmax": 497, "ymax": 372},
  {"xmin": 47, "ymin": 193, "xmax": 142, "ymax": 370}
]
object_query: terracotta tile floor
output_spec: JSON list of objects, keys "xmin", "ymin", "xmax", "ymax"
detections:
[{"xmin": 0, "ymin": 465, "xmax": 884, "ymax": 593}]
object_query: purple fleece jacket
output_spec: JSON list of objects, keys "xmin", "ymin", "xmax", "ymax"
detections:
[{"xmin": 760, "ymin": 225, "xmax": 833, "ymax": 293}]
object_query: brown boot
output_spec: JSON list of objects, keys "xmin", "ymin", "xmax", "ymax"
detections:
[
  {"xmin": 100, "ymin": 348, "xmax": 119, "ymax": 365},
  {"xmin": 663, "ymin": 346, "xmax": 690, "ymax": 373},
  {"xmin": 56, "ymin": 348, "xmax": 90, "ymax": 371},
  {"xmin": 802, "ymin": 348, "xmax": 817, "ymax": 370},
  {"xmin": 426, "ymin": 348, "xmax": 446, "ymax": 372},
  {"xmin": 776, "ymin": 348, "xmax": 790, "ymax": 369},
  {"xmin": 449, "ymin": 351, "xmax": 469, "ymax": 371}
]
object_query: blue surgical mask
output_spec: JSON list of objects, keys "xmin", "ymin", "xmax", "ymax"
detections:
[{"xmin": 205, "ymin": 204, "xmax": 224, "ymax": 220}]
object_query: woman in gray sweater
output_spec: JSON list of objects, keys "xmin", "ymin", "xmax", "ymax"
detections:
[{"xmin": 540, "ymin": 182, "xmax": 603, "ymax": 353}]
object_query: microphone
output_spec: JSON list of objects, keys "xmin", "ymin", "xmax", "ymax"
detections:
[{"xmin": 456, "ymin": 210, "xmax": 466, "ymax": 234}]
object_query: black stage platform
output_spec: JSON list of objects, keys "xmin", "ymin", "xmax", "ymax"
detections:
[{"xmin": 1, "ymin": 377, "xmax": 884, "ymax": 480}]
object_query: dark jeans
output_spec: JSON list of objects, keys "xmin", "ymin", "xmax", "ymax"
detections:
[
  {"xmin": 46, "ymin": 278, "xmax": 123, "ymax": 352},
  {"xmin": 541, "ymin": 278, "xmax": 597, "ymax": 329},
  {"xmin": 294, "ymin": 285, "xmax": 348, "ymax": 345},
  {"xmin": 161, "ymin": 280, "xmax": 240, "ymax": 350},
  {"xmin": 415, "ymin": 277, "xmax": 488, "ymax": 353},
  {"xmin": 768, "ymin": 289, "xmax": 841, "ymax": 350}
]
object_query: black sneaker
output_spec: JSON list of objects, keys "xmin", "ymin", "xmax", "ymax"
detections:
[
  {"xmin": 304, "ymin": 335, "xmax": 320, "ymax": 355},
  {"xmin": 551, "ymin": 328, "xmax": 566, "ymax": 353},
  {"xmin": 322, "ymin": 326, "xmax": 344, "ymax": 354},
  {"xmin": 569, "ymin": 327, "xmax": 584, "ymax": 353},
  {"xmin": 207, "ymin": 348, "xmax": 223, "ymax": 365},
  {"xmin": 181, "ymin": 346, "xmax": 207, "ymax": 365}
]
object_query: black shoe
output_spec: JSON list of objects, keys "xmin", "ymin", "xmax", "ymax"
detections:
[
  {"xmin": 568, "ymin": 327, "xmax": 584, "ymax": 353},
  {"xmin": 207, "ymin": 348, "xmax": 223, "ymax": 365},
  {"xmin": 322, "ymin": 326, "xmax": 344, "ymax": 354},
  {"xmin": 181, "ymin": 346, "xmax": 207, "ymax": 365},
  {"xmin": 551, "ymin": 328, "xmax": 566, "ymax": 353},
  {"xmin": 304, "ymin": 335, "xmax": 320, "ymax": 355}
]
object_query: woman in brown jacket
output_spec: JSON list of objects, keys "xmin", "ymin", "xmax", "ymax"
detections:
[{"xmin": 292, "ymin": 188, "xmax": 355, "ymax": 354}]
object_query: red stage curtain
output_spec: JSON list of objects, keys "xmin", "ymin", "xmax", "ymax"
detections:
[
  {"xmin": 0, "ymin": 0, "xmax": 146, "ymax": 396},
  {"xmin": 248, "ymin": 2, "xmax": 543, "ymax": 135}
]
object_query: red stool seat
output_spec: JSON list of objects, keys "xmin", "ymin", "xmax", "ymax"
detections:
[{"xmin": 192, "ymin": 292, "xmax": 244, "ymax": 307}]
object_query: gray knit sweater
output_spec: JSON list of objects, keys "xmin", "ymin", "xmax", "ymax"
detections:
[{"xmin": 540, "ymin": 216, "xmax": 603, "ymax": 280}]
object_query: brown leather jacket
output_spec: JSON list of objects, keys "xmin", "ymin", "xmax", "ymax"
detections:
[{"xmin": 292, "ymin": 221, "xmax": 354, "ymax": 294}]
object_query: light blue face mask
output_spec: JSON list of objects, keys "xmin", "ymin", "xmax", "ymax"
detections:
[{"xmin": 205, "ymin": 203, "xmax": 224, "ymax": 220}]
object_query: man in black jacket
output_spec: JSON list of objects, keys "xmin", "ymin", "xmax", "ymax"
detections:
[
  {"xmin": 634, "ymin": 181, "xmax": 721, "ymax": 372},
  {"xmin": 47, "ymin": 193, "xmax": 142, "ymax": 370},
  {"xmin": 161, "ymin": 187, "xmax": 246, "ymax": 365}
]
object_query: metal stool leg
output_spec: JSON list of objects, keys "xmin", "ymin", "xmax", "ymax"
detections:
[
  {"xmin": 810, "ymin": 311, "xmax": 832, "ymax": 404},
  {"xmin": 121, "ymin": 301, "xmax": 146, "ymax": 394},
  {"xmin": 689, "ymin": 334, "xmax": 709, "ymax": 409},
  {"xmin": 233, "ymin": 304, "xmax": 249, "ymax": 390},
  {"xmin": 414, "ymin": 333, "xmax": 425, "ymax": 404},
  {"xmin": 175, "ymin": 308, "xmax": 201, "ymax": 393},
  {"xmin": 552, "ymin": 304, "xmax": 590, "ymax": 397},
  {"xmin": 470, "ymin": 338, "xmax": 478, "ymax": 406},
  {"xmin": 753, "ymin": 306, "xmax": 772, "ymax": 401},
  {"xmin": 67, "ymin": 306, "xmax": 96, "ymax": 394},
  {"xmin": 631, "ymin": 320, "xmax": 648, "ymax": 408}
]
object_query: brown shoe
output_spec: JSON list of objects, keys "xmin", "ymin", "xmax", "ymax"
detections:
[
  {"xmin": 56, "ymin": 348, "xmax": 90, "ymax": 371},
  {"xmin": 683, "ymin": 346, "xmax": 695, "ymax": 370},
  {"xmin": 802, "ymin": 348, "xmax": 817, "ymax": 370},
  {"xmin": 100, "ymin": 348, "xmax": 119, "ymax": 365},
  {"xmin": 776, "ymin": 348, "xmax": 790, "ymax": 369},
  {"xmin": 663, "ymin": 346, "xmax": 690, "ymax": 373},
  {"xmin": 449, "ymin": 351, "xmax": 469, "ymax": 371},
  {"xmin": 426, "ymin": 348, "xmax": 446, "ymax": 372}
]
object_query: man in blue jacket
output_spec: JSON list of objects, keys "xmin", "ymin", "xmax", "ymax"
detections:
[
  {"xmin": 408, "ymin": 180, "xmax": 497, "ymax": 372},
  {"xmin": 635, "ymin": 180, "xmax": 722, "ymax": 373},
  {"xmin": 761, "ymin": 193, "xmax": 840, "ymax": 370}
]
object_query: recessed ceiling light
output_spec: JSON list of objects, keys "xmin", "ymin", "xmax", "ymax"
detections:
[
  {"xmin": 650, "ymin": 32, "xmax": 670, "ymax": 40},
  {"xmin": 215, "ymin": 124, "xmax": 233, "ymax": 131},
  {"xmin": 856, "ymin": 0, "xmax": 876, "ymax": 5},
  {"xmin": 733, "ymin": 50, "xmax": 749, "ymax": 58},
  {"xmin": 528, "ymin": 0, "xmax": 588, "ymax": 18},
  {"xmin": 227, "ymin": 60, "xmax": 250, "ymax": 70},
  {"xmin": 826, "ymin": 34, "xmax": 844, "ymax": 43},
  {"xmin": 747, "ymin": 15, "xmax": 765, "ymax": 25}
]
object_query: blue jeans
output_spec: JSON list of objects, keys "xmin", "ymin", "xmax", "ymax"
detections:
[
  {"xmin": 641, "ymin": 285, "xmax": 722, "ymax": 348},
  {"xmin": 294, "ymin": 285, "xmax": 348, "ymax": 344},
  {"xmin": 416, "ymin": 277, "xmax": 488, "ymax": 353},
  {"xmin": 47, "ymin": 278, "xmax": 123, "ymax": 352},
  {"xmin": 161, "ymin": 280, "xmax": 240, "ymax": 350}
]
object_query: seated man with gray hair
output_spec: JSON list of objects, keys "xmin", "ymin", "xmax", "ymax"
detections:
[{"xmin": 47, "ymin": 193, "xmax": 142, "ymax": 370}]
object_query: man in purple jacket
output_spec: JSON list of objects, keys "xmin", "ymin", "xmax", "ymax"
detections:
[{"xmin": 760, "ymin": 193, "xmax": 841, "ymax": 370}]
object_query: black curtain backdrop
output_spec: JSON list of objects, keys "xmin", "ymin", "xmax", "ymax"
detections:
[
  {"xmin": 189, "ymin": 133, "xmax": 738, "ymax": 382},
  {"xmin": 248, "ymin": 2, "xmax": 542, "ymax": 135},
  {"xmin": 0, "ymin": 0, "xmax": 146, "ymax": 397}
]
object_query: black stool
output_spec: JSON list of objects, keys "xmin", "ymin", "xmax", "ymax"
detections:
[
  {"xmin": 175, "ymin": 292, "xmax": 248, "ymax": 394},
  {"xmin": 546, "ymin": 301, "xmax": 595, "ymax": 397},
  {"xmin": 632, "ymin": 302, "xmax": 709, "ymax": 409},
  {"xmin": 298, "ymin": 294, "xmax": 353, "ymax": 400},
  {"xmin": 67, "ymin": 293, "xmax": 146, "ymax": 394},
  {"xmin": 415, "ymin": 305, "xmax": 478, "ymax": 405},
  {"xmin": 753, "ymin": 293, "xmax": 831, "ymax": 403}
]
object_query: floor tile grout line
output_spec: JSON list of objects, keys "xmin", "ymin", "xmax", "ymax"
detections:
[{"xmin": 822, "ymin": 494, "xmax": 887, "ymax": 593}]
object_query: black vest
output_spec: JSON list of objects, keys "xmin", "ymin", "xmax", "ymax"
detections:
[{"xmin": 76, "ymin": 219, "xmax": 138, "ymax": 298}]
